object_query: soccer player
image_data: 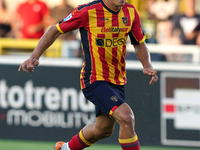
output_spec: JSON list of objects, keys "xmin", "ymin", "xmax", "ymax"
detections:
[{"xmin": 18, "ymin": 0, "xmax": 158, "ymax": 150}]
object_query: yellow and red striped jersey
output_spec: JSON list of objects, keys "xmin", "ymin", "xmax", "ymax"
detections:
[{"xmin": 56, "ymin": 0, "xmax": 145, "ymax": 89}]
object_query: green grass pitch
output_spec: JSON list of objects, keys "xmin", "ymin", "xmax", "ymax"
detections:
[{"xmin": 0, "ymin": 139, "xmax": 198, "ymax": 150}]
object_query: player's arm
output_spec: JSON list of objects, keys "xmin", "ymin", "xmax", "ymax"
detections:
[
  {"xmin": 134, "ymin": 42, "xmax": 158, "ymax": 85},
  {"xmin": 134, "ymin": 42, "xmax": 151, "ymax": 69},
  {"xmin": 18, "ymin": 25, "xmax": 61, "ymax": 73},
  {"xmin": 129, "ymin": 7, "xmax": 158, "ymax": 84}
]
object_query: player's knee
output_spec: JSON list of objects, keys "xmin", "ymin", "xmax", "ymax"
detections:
[
  {"xmin": 101, "ymin": 131, "xmax": 113, "ymax": 138},
  {"xmin": 95, "ymin": 128, "xmax": 114, "ymax": 139},
  {"xmin": 117, "ymin": 113, "xmax": 135, "ymax": 127},
  {"xmin": 101, "ymin": 129, "xmax": 113, "ymax": 138}
]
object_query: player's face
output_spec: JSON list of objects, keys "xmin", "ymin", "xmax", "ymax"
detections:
[{"xmin": 105, "ymin": 0, "xmax": 126, "ymax": 10}]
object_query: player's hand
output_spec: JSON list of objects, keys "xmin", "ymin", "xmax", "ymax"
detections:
[
  {"xmin": 143, "ymin": 68, "xmax": 158, "ymax": 85},
  {"xmin": 18, "ymin": 58, "xmax": 39, "ymax": 73}
]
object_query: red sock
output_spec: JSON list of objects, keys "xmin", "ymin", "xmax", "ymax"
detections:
[
  {"xmin": 119, "ymin": 134, "xmax": 140, "ymax": 150},
  {"xmin": 68, "ymin": 129, "xmax": 93, "ymax": 150}
]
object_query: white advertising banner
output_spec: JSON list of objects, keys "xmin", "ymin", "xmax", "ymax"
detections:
[
  {"xmin": 174, "ymin": 89, "xmax": 200, "ymax": 130},
  {"xmin": 161, "ymin": 72, "xmax": 200, "ymax": 147}
]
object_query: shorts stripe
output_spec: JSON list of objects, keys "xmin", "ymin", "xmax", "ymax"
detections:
[{"xmin": 109, "ymin": 105, "xmax": 118, "ymax": 118}]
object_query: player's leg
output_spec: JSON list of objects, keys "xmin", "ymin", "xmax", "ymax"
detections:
[
  {"xmin": 81, "ymin": 81, "xmax": 139, "ymax": 150},
  {"xmin": 54, "ymin": 113, "xmax": 116, "ymax": 150},
  {"xmin": 82, "ymin": 113, "xmax": 116, "ymax": 143},
  {"xmin": 112, "ymin": 103, "xmax": 140, "ymax": 150},
  {"xmin": 54, "ymin": 81, "xmax": 127, "ymax": 150}
]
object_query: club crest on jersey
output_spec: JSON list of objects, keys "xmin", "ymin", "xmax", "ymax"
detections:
[
  {"xmin": 122, "ymin": 17, "xmax": 128, "ymax": 26},
  {"xmin": 63, "ymin": 13, "xmax": 72, "ymax": 22}
]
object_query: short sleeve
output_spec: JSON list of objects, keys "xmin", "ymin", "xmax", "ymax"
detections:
[
  {"xmin": 56, "ymin": 7, "xmax": 86, "ymax": 33},
  {"xmin": 128, "ymin": 8, "xmax": 145, "ymax": 45}
]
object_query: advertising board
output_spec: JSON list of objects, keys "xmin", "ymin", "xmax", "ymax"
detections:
[
  {"xmin": 160, "ymin": 72, "xmax": 200, "ymax": 147},
  {"xmin": 0, "ymin": 58, "xmax": 200, "ymax": 148}
]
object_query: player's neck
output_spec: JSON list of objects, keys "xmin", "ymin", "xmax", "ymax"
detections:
[{"xmin": 104, "ymin": 0, "xmax": 121, "ymax": 11}]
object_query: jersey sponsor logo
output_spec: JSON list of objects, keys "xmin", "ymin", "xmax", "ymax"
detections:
[
  {"xmin": 101, "ymin": 27, "xmax": 128, "ymax": 33},
  {"xmin": 96, "ymin": 38, "xmax": 126, "ymax": 47},
  {"xmin": 122, "ymin": 17, "xmax": 128, "ymax": 26},
  {"xmin": 100, "ymin": 18, "xmax": 109, "ymax": 21},
  {"xmin": 63, "ymin": 13, "xmax": 72, "ymax": 22}
]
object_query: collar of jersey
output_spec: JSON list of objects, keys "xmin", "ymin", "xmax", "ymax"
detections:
[{"xmin": 101, "ymin": 0, "xmax": 121, "ymax": 15}]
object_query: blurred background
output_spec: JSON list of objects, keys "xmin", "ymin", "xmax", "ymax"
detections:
[
  {"xmin": 0, "ymin": 0, "xmax": 200, "ymax": 149},
  {"xmin": 1, "ymin": 0, "xmax": 200, "ymax": 61}
]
